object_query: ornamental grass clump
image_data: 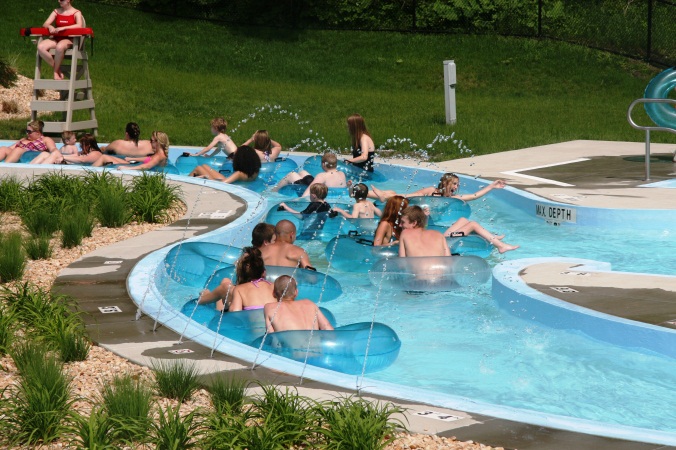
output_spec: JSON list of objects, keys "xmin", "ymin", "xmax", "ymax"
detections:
[
  {"xmin": 151, "ymin": 359, "xmax": 201, "ymax": 403},
  {"xmin": 0, "ymin": 305, "xmax": 16, "ymax": 356},
  {"xmin": 18, "ymin": 197, "xmax": 60, "ymax": 238},
  {"xmin": 0, "ymin": 231, "xmax": 26, "ymax": 282},
  {"xmin": 60, "ymin": 205, "xmax": 95, "ymax": 248},
  {"xmin": 0, "ymin": 175, "xmax": 23, "ymax": 212},
  {"xmin": 23, "ymin": 235, "xmax": 53, "ymax": 260},
  {"xmin": 101, "ymin": 373, "xmax": 154, "ymax": 445},
  {"xmin": 315, "ymin": 395, "xmax": 407, "ymax": 450},
  {"xmin": 96, "ymin": 183, "xmax": 131, "ymax": 227},
  {"xmin": 128, "ymin": 172, "xmax": 181, "ymax": 223},
  {"xmin": 151, "ymin": 404, "xmax": 203, "ymax": 450},
  {"xmin": 1, "ymin": 344, "xmax": 75, "ymax": 446},
  {"xmin": 206, "ymin": 373, "xmax": 249, "ymax": 414},
  {"xmin": 68, "ymin": 406, "xmax": 116, "ymax": 450},
  {"xmin": 251, "ymin": 385, "xmax": 318, "ymax": 448}
]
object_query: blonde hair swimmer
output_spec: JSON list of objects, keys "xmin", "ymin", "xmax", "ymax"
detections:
[
  {"xmin": 91, "ymin": 131, "xmax": 169, "ymax": 170},
  {"xmin": 264, "ymin": 275, "xmax": 334, "ymax": 333}
]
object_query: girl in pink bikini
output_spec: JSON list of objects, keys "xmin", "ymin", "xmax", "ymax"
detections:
[
  {"xmin": 0, "ymin": 120, "xmax": 58, "ymax": 163},
  {"xmin": 37, "ymin": 0, "xmax": 84, "ymax": 80},
  {"xmin": 197, "ymin": 247, "xmax": 275, "ymax": 312}
]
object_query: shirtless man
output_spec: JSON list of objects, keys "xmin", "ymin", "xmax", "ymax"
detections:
[
  {"xmin": 264, "ymin": 276, "xmax": 334, "ymax": 333},
  {"xmin": 398, "ymin": 205, "xmax": 451, "ymax": 257},
  {"xmin": 101, "ymin": 122, "xmax": 152, "ymax": 157},
  {"xmin": 259, "ymin": 220, "xmax": 313, "ymax": 269}
]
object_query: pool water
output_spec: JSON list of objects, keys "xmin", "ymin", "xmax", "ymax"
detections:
[
  {"xmin": 293, "ymin": 199, "xmax": 676, "ymax": 433},
  {"xmin": 16, "ymin": 144, "xmax": 671, "ymax": 440}
]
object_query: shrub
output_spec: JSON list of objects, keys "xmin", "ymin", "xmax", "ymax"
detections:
[
  {"xmin": 151, "ymin": 359, "xmax": 201, "ymax": 403},
  {"xmin": 0, "ymin": 175, "xmax": 23, "ymax": 212},
  {"xmin": 315, "ymin": 396, "xmax": 406, "ymax": 450},
  {"xmin": 0, "ymin": 231, "xmax": 26, "ymax": 283},
  {"xmin": 1, "ymin": 100, "xmax": 19, "ymax": 114},
  {"xmin": 101, "ymin": 374, "xmax": 154, "ymax": 444},
  {"xmin": 206, "ymin": 373, "xmax": 248, "ymax": 414},
  {"xmin": 24, "ymin": 236, "xmax": 53, "ymax": 260},
  {"xmin": 128, "ymin": 172, "xmax": 181, "ymax": 223},
  {"xmin": 1, "ymin": 346, "xmax": 75, "ymax": 446},
  {"xmin": 0, "ymin": 58, "xmax": 17, "ymax": 89}
]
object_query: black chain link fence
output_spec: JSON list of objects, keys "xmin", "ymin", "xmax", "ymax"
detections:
[{"xmin": 87, "ymin": 0, "xmax": 675, "ymax": 67}]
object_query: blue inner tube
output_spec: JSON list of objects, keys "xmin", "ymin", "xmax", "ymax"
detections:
[
  {"xmin": 327, "ymin": 233, "xmax": 492, "ymax": 272},
  {"xmin": 174, "ymin": 155, "xmax": 228, "ymax": 175},
  {"xmin": 300, "ymin": 154, "xmax": 386, "ymax": 182},
  {"xmin": 18, "ymin": 151, "xmax": 42, "ymax": 163},
  {"xmin": 164, "ymin": 242, "xmax": 242, "ymax": 287},
  {"xmin": 325, "ymin": 235, "xmax": 398, "ymax": 273},
  {"xmin": 220, "ymin": 158, "xmax": 298, "ymax": 185},
  {"xmin": 150, "ymin": 163, "xmax": 179, "ymax": 174},
  {"xmin": 644, "ymin": 67, "xmax": 676, "ymax": 129},
  {"xmin": 205, "ymin": 265, "xmax": 342, "ymax": 303},
  {"xmin": 369, "ymin": 255, "xmax": 491, "ymax": 291},
  {"xmin": 179, "ymin": 300, "xmax": 336, "ymax": 345},
  {"xmin": 265, "ymin": 200, "xmax": 358, "ymax": 241},
  {"xmin": 407, "ymin": 196, "xmax": 471, "ymax": 225},
  {"xmin": 251, "ymin": 322, "xmax": 401, "ymax": 374},
  {"xmin": 277, "ymin": 184, "xmax": 351, "ymax": 200}
]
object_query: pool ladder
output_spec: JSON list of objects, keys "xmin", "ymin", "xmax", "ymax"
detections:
[{"xmin": 627, "ymin": 98, "xmax": 676, "ymax": 181}]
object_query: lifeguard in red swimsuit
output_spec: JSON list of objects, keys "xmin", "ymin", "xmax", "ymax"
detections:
[{"xmin": 36, "ymin": 0, "xmax": 83, "ymax": 80}]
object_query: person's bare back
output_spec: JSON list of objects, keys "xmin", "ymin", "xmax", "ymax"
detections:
[
  {"xmin": 265, "ymin": 300, "xmax": 333, "ymax": 332},
  {"xmin": 260, "ymin": 220, "xmax": 312, "ymax": 269},
  {"xmin": 260, "ymin": 241, "xmax": 308, "ymax": 268},
  {"xmin": 398, "ymin": 205, "xmax": 450, "ymax": 257},
  {"xmin": 104, "ymin": 139, "xmax": 152, "ymax": 157},
  {"xmin": 264, "ymin": 276, "xmax": 333, "ymax": 333},
  {"xmin": 399, "ymin": 228, "xmax": 450, "ymax": 257},
  {"xmin": 312, "ymin": 170, "xmax": 347, "ymax": 188}
]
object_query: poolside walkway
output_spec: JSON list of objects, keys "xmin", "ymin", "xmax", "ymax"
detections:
[{"xmin": 3, "ymin": 140, "xmax": 675, "ymax": 450}]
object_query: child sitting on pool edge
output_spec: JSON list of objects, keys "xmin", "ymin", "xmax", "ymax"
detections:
[{"xmin": 277, "ymin": 183, "xmax": 332, "ymax": 216}]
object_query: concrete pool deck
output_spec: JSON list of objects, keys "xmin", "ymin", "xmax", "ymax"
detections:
[{"xmin": 2, "ymin": 139, "xmax": 675, "ymax": 449}]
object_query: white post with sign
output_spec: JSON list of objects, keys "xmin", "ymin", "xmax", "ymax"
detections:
[{"xmin": 443, "ymin": 60, "xmax": 457, "ymax": 125}]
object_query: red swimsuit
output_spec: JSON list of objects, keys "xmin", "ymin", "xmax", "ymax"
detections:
[{"xmin": 53, "ymin": 9, "xmax": 79, "ymax": 41}]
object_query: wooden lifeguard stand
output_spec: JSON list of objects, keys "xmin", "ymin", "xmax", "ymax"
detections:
[{"xmin": 27, "ymin": 25, "xmax": 98, "ymax": 135}]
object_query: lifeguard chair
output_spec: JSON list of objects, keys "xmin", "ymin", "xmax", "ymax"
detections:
[{"xmin": 22, "ymin": 22, "xmax": 98, "ymax": 135}]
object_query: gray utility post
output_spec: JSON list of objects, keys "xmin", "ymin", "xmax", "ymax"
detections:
[{"xmin": 443, "ymin": 60, "xmax": 457, "ymax": 125}]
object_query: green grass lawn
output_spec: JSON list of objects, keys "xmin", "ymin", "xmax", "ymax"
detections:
[{"xmin": 1, "ymin": 0, "xmax": 671, "ymax": 160}]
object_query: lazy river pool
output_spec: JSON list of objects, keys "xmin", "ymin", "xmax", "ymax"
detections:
[{"xmin": 5, "ymin": 144, "xmax": 674, "ymax": 444}]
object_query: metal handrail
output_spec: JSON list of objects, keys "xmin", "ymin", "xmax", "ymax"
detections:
[{"xmin": 627, "ymin": 98, "xmax": 676, "ymax": 181}]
